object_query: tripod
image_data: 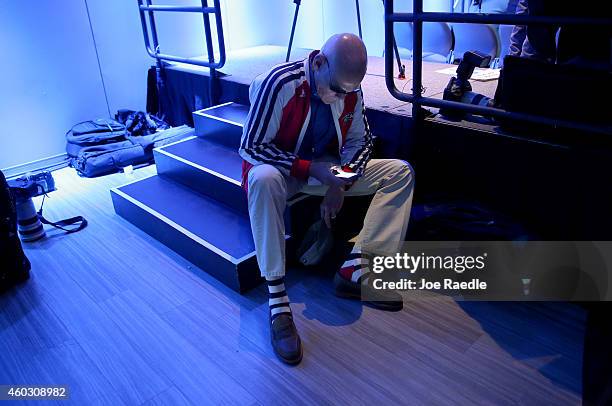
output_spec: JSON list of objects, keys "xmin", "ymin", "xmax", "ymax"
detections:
[{"xmin": 285, "ymin": 0, "xmax": 406, "ymax": 79}]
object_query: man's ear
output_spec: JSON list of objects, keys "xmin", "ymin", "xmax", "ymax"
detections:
[{"xmin": 312, "ymin": 53, "xmax": 326, "ymax": 71}]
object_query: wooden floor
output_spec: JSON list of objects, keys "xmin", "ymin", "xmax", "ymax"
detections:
[{"xmin": 0, "ymin": 166, "xmax": 585, "ymax": 405}]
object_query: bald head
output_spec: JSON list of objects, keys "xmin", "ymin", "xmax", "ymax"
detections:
[{"xmin": 320, "ymin": 33, "xmax": 368, "ymax": 86}]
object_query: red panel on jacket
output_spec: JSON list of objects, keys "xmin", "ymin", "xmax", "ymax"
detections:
[{"xmin": 275, "ymin": 81, "xmax": 311, "ymax": 152}]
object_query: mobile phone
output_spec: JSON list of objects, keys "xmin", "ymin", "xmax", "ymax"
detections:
[{"xmin": 331, "ymin": 166, "xmax": 359, "ymax": 182}]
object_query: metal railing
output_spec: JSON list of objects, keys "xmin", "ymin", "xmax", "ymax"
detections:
[
  {"xmin": 138, "ymin": 0, "xmax": 226, "ymax": 106},
  {"xmin": 138, "ymin": 0, "xmax": 226, "ymax": 69},
  {"xmin": 286, "ymin": 0, "xmax": 368, "ymax": 62},
  {"xmin": 383, "ymin": 0, "xmax": 612, "ymax": 135}
]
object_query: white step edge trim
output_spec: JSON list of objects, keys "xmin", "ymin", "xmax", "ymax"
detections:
[
  {"xmin": 198, "ymin": 101, "xmax": 234, "ymax": 112},
  {"xmin": 154, "ymin": 135, "xmax": 197, "ymax": 150},
  {"xmin": 197, "ymin": 113, "xmax": 244, "ymax": 128},
  {"xmin": 112, "ymin": 185, "xmax": 243, "ymax": 264},
  {"xmin": 112, "ymin": 176, "xmax": 291, "ymax": 266},
  {"xmin": 155, "ymin": 148, "xmax": 241, "ymax": 186},
  {"xmin": 113, "ymin": 169, "xmax": 300, "ymax": 267},
  {"xmin": 113, "ymin": 172, "xmax": 158, "ymax": 187}
]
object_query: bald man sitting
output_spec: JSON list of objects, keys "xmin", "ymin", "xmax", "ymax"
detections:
[{"xmin": 239, "ymin": 33, "xmax": 415, "ymax": 364}]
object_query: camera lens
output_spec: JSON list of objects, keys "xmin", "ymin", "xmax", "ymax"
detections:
[{"xmin": 15, "ymin": 198, "xmax": 45, "ymax": 242}]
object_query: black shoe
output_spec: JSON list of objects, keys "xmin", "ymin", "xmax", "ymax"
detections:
[
  {"xmin": 333, "ymin": 273, "xmax": 403, "ymax": 312},
  {"xmin": 270, "ymin": 312, "xmax": 303, "ymax": 365}
]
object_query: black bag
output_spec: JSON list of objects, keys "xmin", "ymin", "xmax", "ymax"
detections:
[
  {"xmin": 126, "ymin": 124, "xmax": 194, "ymax": 151},
  {"xmin": 66, "ymin": 119, "xmax": 127, "ymax": 158},
  {"xmin": 72, "ymin": 125, "xmax": 194, "ymax": 177},
  {"xmin": 296, "ymin": 219, "xmax": 334, "ymax": 266},
  {"xmin": 73, "ymin": 141, "xmax": 149, "ymax": 178},
  {"xmin": 497, "ymin": 55, "xmax": 612, "ymax": 127},
  {"xmin": 116, "ymin": 109, "xmax": 169, "ymax": 137},
  {"xmin": 0, "ymin": 170, "xmax": 31, "ymax": 293}
]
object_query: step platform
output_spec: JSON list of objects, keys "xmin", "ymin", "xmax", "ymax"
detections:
[
  {"xmin": 193, "ymin": 102, "xmax": 249, "ymax": 150},
  {"xmin": 111, "ymin": 172, "xmax": 313, "ymax": 292},
  {"xmin": 112, "ymin": 102, "xmax": 317, "ymax": 292},
  {"xmin": 111, "ymin": 174, "xmax": 263, "ymax": 292},
  {"xmin": 154, "ymin": 135, "xmax": 247, "ymax": 215},
  {"xmin": 153, "ymin": 136, "xmax": 308, "ymax": 233}
]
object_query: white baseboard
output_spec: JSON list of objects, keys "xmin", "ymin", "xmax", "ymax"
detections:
[{"xmin": 2, "ymin": 153, "xmax": 70, "ymax": 179}]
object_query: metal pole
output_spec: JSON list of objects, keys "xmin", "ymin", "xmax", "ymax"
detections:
[
  {"xmin": 139, "ymin": 5, "xmax": 216, "ymax": 12},
  {"xmin": 382, "ymin": 1, "xmax": 405, "ymax": 79},
  {"xmin": 388, "ymin": 12, "xmax": 612, "ymax": 26},
  {"xmin": 201, "ymin": 0, "xmax": 217, "ymax": 105},
  {"xmin": 384, "ymin": 0, "xmax": 395, "ymax": 91},
  {"xmin": 286, "ymin": 0, "xmax": 301, "ymax": 62},
  {"xmin": 412, "ymin": 0, "xmax": 423, "ymax": 120},
  {"xmin": 142, "ymin": 0, "xmax": 166, "ymax": 117},
  {"xmin": 144, "ymin": 0, "xmax": 161, "ymax": 65},
  {"xmin": 356, "ymin": 0, "xmax": 363, "ymax": 39},
  {"xmin": 137, "ymin": 0, "xmax": 154, "ymax": 56},
  {"xmin": 392, "ymin": 32, "xmax": 405, "ymax": 79},
  {"xmin": 388, "ymin": 91, "xmax": 612, "ymax": 136},
  {"xmin": 212, "ymin": 0, "xmax": 226, "ymax": 69},
  {"xmin": 201, "ymin": 0, "xmax": 216, "ymax": 65}
]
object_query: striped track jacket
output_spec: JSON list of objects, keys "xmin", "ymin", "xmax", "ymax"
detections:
[{"xmin": 239, "ymin": 51, "xmax": 373, "ymax": 191}]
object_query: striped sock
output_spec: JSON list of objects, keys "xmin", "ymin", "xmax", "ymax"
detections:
[
  {"xmin": 266, "ymin": 276, "xmax": 292, "ymax": 322},
  {"xmin": 339, "ymin": 246, "xmax": 371, "ymax": 283}
]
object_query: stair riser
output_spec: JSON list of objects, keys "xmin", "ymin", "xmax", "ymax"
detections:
[
  {"xmin": 154, "ymin": 148, "xmax": 248, "ymax": 215},
  {"xmin": 193, "ymin": 111, "xmax": 243, "ymax": 150},
  {"xmin": 111, "ymin": 188, "xmax": 260, "ymax": 292}
]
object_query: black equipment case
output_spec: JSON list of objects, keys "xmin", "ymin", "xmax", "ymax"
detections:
[{"xmin": 0, "ymin": 170, "xmax": 31, "ymax": 293}]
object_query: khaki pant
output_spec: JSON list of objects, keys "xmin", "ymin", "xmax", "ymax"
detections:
[{"xmin": 247, "ymin": 158, "xmax": 415, "ymax": 278}]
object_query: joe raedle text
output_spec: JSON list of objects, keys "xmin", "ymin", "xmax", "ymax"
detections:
[{"xmin": 372, "ymin": 278, "xmax": 487, "ymax": 291}]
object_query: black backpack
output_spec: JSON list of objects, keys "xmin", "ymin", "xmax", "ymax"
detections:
[
  {"xmin": 65, "ymin": 119, "xmax": 127, "ymax": 158},
  {"xmin": 0, "ymin": 170, "xmax": 30, "ymax": 293}
]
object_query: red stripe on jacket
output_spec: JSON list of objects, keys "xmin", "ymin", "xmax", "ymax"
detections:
[{"xmin": 339, "ymin": 93, "xmax": 358, "ymax": 172}]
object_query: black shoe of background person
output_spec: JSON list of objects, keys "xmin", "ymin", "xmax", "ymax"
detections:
[
  {"xmin": 270, "ymin": 312, "xmax": 303, "ymax": 365},
  {"xmin": 333, "ymin": 273, "xmax": 403, "ymax": 312}
]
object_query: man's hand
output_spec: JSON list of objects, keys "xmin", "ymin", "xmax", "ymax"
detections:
[
  {"xmin": 321, "ymin": 185, "xmax": 345, "ymax": 229},
  {"xmin": 309, "ymin": 162, "xmax": 352, "ymax": 228},
  {"xmin": 309, "ymin": 162, "xmax": 350, "ymax": 189}
]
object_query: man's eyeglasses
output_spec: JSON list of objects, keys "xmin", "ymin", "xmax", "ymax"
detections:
[{"xmin": 325, "ymin": 59, "xmax": 361, "ymax": 95}]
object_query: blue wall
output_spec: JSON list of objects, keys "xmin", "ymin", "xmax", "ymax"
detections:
[
  {"xmin": 0, "ymin": 0, "xmax": 224, "ymax": 171},
  {"xmin": 85, "ymin": 0, "xmax": 152, "ymax": 117},
  {"xmin": 0, "ymin": 0, "xmax": 109, "ymax": 170}
]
